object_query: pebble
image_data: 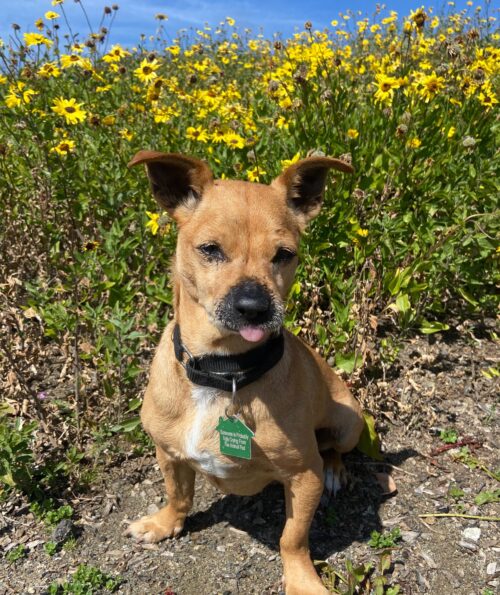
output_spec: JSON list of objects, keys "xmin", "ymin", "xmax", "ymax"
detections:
[
  {"xmin": 462, "ymin": 527, "xmax": 481, "ymax": 542},
  {"xmin": 459, "ymin": 540, "xmax": 477, "ymax": 552},
  {"xmin": 486, "ymin": 562, "xmax": 497, "ymax": 575},
  {"xmin": 401, "ymin": 530, "xmax": 419, "ymax": 545}
]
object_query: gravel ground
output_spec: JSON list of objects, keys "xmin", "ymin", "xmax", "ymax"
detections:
[{"xmin": 1, "ymin": 321, "xmax": 498, "ymax": 594}]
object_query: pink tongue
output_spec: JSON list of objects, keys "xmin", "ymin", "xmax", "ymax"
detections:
[{"xmin": 239, "ymin": 326, "xmax": 266, "ymax": 342}]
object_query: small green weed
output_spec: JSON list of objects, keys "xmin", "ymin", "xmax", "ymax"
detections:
[
  {"xmin": 475, "ymin": 489, "xmax": 500, "ymax": 506},
  {"xmin": 30, "ymin": 499, "xmax": 73, "ymax": 527},
  {"xmin": 48, "ymin": 564, "xmax": 122, "ymax": 594},
  {"xmin": 0, "ymin": 416, "xmax": 37, "ymax": 497},
  {"xmin": 6, "ymin": 544, "xmax": 27, "ymax": 563},
  {"xmin": 368, "ymin": 527, "xmax": 402, "ymax": 549},
  {"xmin": 448, "ymin": 483, "xmax": 465, "ymax": 501},
  {"xmin": 44, "ymin": 541, "xmax": 58, "ymax": 557},
  {"xmin": 454, "ymin": 447, "xmax": 500, "ymax": 482},
  {"xmin": 319, "ymin": 551, "xmax": 401, "ymax": 594},
  {"xmin": 439, "ymin": 428, "xmax": 459, "ymax": 444}
]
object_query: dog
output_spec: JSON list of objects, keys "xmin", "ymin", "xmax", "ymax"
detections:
[{"xmin": 126, "ymin": 150, "xmax": 364, "ymax": 594}]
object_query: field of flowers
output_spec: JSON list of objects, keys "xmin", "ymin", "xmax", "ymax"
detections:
[{"xmin": 0, "ymin": 1, "xmax": 498, "ymax": 493}]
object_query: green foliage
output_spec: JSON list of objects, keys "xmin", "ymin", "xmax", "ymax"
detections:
[
  {"xmin": 44, "ymin": 541, "xmax": 58, "ymax": 556},
  {"xmin": 319, "ymin": 551, "xmax": 400, "ymax": 594},
  {"xmin": 448, "ymin": 483, "xmax": 465, "ymax": 501},
  {"xmin": 6, "ymin": 544, "xmax": 27, "ymax": 563},
  {"xmin": 368, "ymin": 527, "xmax": 402, "ymax": 549},
  {"xmin": 0, "ymin": 417, "xmax": 37, "ymax": 497},
  {"xmin": 48, "ymin": 564, "xmax": 122, "ymax": 594},
  {"xmin": 30, "ymin": 499, "xmax": 73, "ymax": 527},
  {"xmin": 0, "ymin": 2, "xmax": 498, "ymax": 447},
  {"xmin": 356, "ymin": 412, "xmax": 383, "ymax": 461},
  {"xmin": 439, "ymin": 428, "xmax": 459, "ymax": 444},
  {"xmin": 474, "ymin": 489, "xmax": 500, "ymax": 506}
]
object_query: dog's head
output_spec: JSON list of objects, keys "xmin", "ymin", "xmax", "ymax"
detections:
[{"xmin": 129, "ymin": 151, "xmax": 353, "ymax": 343}]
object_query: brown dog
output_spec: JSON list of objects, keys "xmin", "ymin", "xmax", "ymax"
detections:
[{"xmin": 126, "ymin": 151, "xmax": 364, "ymax": 594}]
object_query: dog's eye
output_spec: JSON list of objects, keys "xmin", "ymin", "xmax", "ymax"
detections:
[
  {"xmin": 272, "ymin": 247, "xmax": 296, "ymax": 264},
  {"xmin": 197, "ymin": 242, "xmax": 226, "ymax": 262}
]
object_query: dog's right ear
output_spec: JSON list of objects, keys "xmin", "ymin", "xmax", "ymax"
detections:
[{"xmin": 128, "ymin": 151, "xmax": 213, "ymax": 220}]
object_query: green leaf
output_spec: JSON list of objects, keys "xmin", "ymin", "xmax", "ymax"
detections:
[
  {"xmin": 356, "ymin": 412, "xmax": 383, "ymax": 461},
  {"xmin": 335, "ymin": 352, "xmax": 361, "ymax": 374},
  {"xmin": 420, "ymin": 320, "xmax": 450, "ymax": 334},
  {"xmin": 110, "ymin": 416, "xmax": 142, "ymax": 433}
]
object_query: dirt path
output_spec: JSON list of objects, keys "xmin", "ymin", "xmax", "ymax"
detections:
[{"xmin": 1, "ymin": 323, "xmax": 498, "ymax": 594}]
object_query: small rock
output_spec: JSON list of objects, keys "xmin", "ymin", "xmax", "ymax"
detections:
[
  {"xmin": 52, "ymin": 519, "xmax": 74, "ymax": 544},
  {"xmin": 401, "ymin": 530, "xmax": 420, "ymax": 545},
  {"xmin": 486, "ymin": 562, "xmax": 497, "ymax": 576},
  {"xmin": 459, "ymin": 540, "xmax": 477, "ymax": 551},
  {"xmin": 217, "ymin": 545, "xmax": 226, "ymax": 552},
  {"xmin": 462, "ymin": 527, "xmax": 481, "ymax": 542}
]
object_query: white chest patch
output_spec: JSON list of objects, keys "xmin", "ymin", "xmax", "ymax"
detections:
[{"xmin": 184, "ymin": 386, "xmax": 237, "ymax": 478}]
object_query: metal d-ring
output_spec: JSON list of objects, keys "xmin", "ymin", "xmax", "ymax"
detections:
[{"xmin": 224, "ymin": 376, "xmax": 238, "ymax": 419}]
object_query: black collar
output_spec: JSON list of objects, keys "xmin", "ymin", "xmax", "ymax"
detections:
[{"xmin": 172, "ymin": 324, "xmax": 284, "ymax": 392}]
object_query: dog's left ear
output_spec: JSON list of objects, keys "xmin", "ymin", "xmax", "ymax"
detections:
[
  {"xmin": 273, "ymin": 156, "xmax": 354, "ymax": 226},
  {"xmin": 128, "ymin": 150, "xmax": 213, "ymax": 221}
]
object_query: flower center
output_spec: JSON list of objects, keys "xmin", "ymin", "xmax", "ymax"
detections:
[{"xmin": 65, "ymin": 106, "xmax": 76, "ymax": 113}]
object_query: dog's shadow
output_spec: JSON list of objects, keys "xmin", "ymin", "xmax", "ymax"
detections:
[{"xmin": 185, "ymin": 447, "xmax": 417, "ymax": 558}]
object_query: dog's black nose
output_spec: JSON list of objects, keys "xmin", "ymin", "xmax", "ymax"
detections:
[{"xmin": 233, "ymin": 281, "xmax": 271, "ymax": 321}]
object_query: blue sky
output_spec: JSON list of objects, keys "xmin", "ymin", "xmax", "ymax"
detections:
[{"xmin": 1, "ymin": 0, "xmax": 494, "ymax": 48}]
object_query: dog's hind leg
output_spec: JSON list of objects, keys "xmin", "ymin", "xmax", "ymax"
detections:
[{"xmin": 126, "ymin": 446, "xmax": 195, "ymax": 543}]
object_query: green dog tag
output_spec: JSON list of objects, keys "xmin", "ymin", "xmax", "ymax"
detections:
[{"xmin": 216, "ymin": 416, "xmax": 255, "ymax": 460}]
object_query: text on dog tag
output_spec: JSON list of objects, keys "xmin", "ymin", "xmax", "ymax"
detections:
[{"xmin": 216, "ymin": 416, "xmax": 255, "ymax": 460}]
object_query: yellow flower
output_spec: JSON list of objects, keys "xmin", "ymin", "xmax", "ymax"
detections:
[
  {"xmin": 226, "ymin": 17, "xmax": 236, "ymax": 26},
  {"xmin": 357, "ymin": 228, "xmax": 369, "ymax": 237},
  {"xmin": 52, "ymin": 0, "xmax": 64, "ymax": 5},
  {"xmin": 51, "ymin": 97, "xmax": 87, "ymax": 124},
  {"xmin": 447, "ymin": 126, "xmax": 456, "ymax": 138},
  {"xmin": 5, "ymin": 82, "xmax": 37, "ymax": 108},
  {"xmin": 50, "ymin": 139, "xmax": 75, "ymax": 155},
  {"xmin": 60, "ymin": 54, "xmax": 83, "ymax": 68},
  {"xmin": 35, "ymin": 18, "xmax": 44, "ymax": 31},
  {"xmin": 373, "ymin": 73, "xmax": 401, "ymax": 105},
  {"xmin": 415, "ymin": 72, "xmax": 445, "ymax": 103},
  {"xmin": 347, "ymin": 128, "xmax": 359, "ymax": 139},
  {"xmin": 119, "ymin": 128, "xmax": 134, "ymax": 141},
  {"xmin": 281, "ymin": 152, "xmax": 301, "ymax": 168},
  {"xmin": 166, "ymin": 45, "xmax": 180, "ymax": 56},
  {"xmin": 45, "ymin": 11, "xmax": 60, "ymax": 20},
  {"xmin": 23, "ymin": 32, "xmax": 53, "ymax": 47},
  {"xmin": 146, "ymin": 211, "xmax": 160, "ymax": 235},
  {"xmin": 186, "ymin": 126, "xmax": 209, "ymax": 143},
  {"xmin": 247, "ymin": 166, "xmax": 266, "ymax": 182},
  {"xmin": 38, "ymin": 62, "xmax": 61, "ymax": 78},
  {"xmin": 134, "ymin": 58, "xmax": 160, "ymax": 83},
  {"xmin": 103, "ymin": 44, "xmax": 130, "ymax": 63},
  {"xmin": 276, "ymin": 116, "xmax": 289, "ymax": 130},
  {"xmin": 211, "ymin": 129, "xmax": 226, "ymax": 143},
  {"xmin": 408, "ymin": 138, "xmax": 422, "ymax": 149},
  {"xmin": 223, "ymin": 132, "xmax": 245, "ymax": 149},
  {"xmin": 0, "ymin": 75, "xmax": 7, "ymax": 84},
  {"xmin": 102, "ymin": 115, "xmax": 116, "ymax": 126},
  {"xmin": 477, "ymin": 84, "xmax": 498, "ymax": 109}
]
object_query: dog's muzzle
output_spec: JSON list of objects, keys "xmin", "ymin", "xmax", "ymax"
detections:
[{"xmin": 215, "ymin": 279, "xmax": 283, "ymax": 332}]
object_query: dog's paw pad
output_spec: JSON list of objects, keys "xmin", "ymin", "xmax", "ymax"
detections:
[{"xmin": 124, "ymin": 516, "xmax": 181, "ymax": 543}]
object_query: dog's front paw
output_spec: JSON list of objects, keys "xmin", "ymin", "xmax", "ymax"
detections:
[{"xmin": 125, "ymin": 506, "xmax": 185, "ymax": 543}]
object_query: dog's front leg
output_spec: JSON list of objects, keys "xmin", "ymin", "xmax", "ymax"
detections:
[
  {"xmin": 280, "ymin": 461, "xmax": 329, "ymax": 595},
  {"xmin": 126, "ymin": 446, "xmax": 195, "ymax": 543}
]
